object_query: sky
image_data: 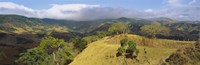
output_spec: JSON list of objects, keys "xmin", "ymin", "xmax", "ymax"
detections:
[{"xmin": 0, "ymin": 0, "xmax": 199, "ymax": 21}]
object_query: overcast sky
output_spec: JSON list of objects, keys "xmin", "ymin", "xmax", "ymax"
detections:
[{"xmin": 0, "ymin": 0, "xmax": 199, "ymax": 21}]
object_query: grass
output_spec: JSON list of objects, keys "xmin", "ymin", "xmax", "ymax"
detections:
[
  {"xmin": 5, "ymin": 25, "xmax": 68, "ymax": 34},
  {"xmin": 70, "ymin": 34, "xmax": 194, "ymax": 65}
]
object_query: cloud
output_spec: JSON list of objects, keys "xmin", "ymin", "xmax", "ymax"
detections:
[
  {"xmin": 189, "ymin": 0, "xmax": 197, "ymax": 5},
  {"xmin": 0, "ymin": 1, "xmax": 199, "ymax": 21},
  {"xmin": 38, "ymin": 4, "xmax": 100, "ymax": 20},
  {"xmin": 145, "ymin": 9, "xmax": 153, "ymax": 13},
  {"xmin": 144, "ymin": 0, "xmax": 200, "ymax": 21},
  {"xmin": 40, "ymin": 4, "xmax": 146, "ymax": 21},
  {"xmin": 0, "ymin": 2, "xmax": 146, "ymax": 21},
  {"xmin": 0, "ymin": 2, "xmax": 35, "ymax": 17},
  {"xmin": 147, "ymin": 6, "xmax": 200, "ymax": 21},
  {"xmin": 164, "ymin": 0, "xmax": 184, "ymax": 6}
]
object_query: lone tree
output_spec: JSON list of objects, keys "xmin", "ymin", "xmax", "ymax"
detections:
[
  {"xmin": 116, "ymin": 38, "xmax": 139, "ymax": 65},
  {"xmin": 140, "ymin": 24, "xmax": 170, "ymax": 38},
  {"xmin": 16, "ymin": 36, "xmax": 74, "ymax": 65}
]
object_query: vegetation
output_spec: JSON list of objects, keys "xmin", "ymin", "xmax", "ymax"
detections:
[
  {"xmin": 70, "ymin": 34, "xmax": 183, "ymax": 65},
  {"xmin": 163, "ymin": 40, "xmax": 200, "ymax": 65},
  {"xmin": 83, "ymin": 35, "xmax": 99, "ymax": 44},
  {"xmin": 16, "ymin": 36, "xmax": 74, "ymax": 65},
  {"xmin": 0, "ymin": 15, "xmax": 199, "ymax": 65},
  {"xmin": 69, "ymin": 37, "xmax": 87, "ymax": 52},
  {"xmin": 96, "ymin": 31, "xmax": 108, "ymax": 38},
  {"xmin": 116, "ymin": 38, "xmax": 139, "ymax": 65},
  {"xmin": 108, "ymin": 22, "xmax": 129, "ymax": 35},
  {"xmin": 140, "ymin": 24, "xmax": 170, "ymax": 38},
  {"xmin": 0, "ymin": 15, "xmax": 68, "ymax": 34}
]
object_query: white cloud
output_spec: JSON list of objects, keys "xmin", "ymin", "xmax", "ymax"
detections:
[
  {"xmin": 189, "ymin": 0, "xmax": 197, "ymax": 5},
  {"xmin": 0, "ymin": 2, "xmax": 33, "ymax": 12},
  {"xmin": 38, "ymin": 4, "xmax": 100, "ymax": 20},
  {"xmin": 164, "ymin": 0, "xmax": 184, "ymax": 7},
  {"xmin": 144, "ymin": 0, "xmax": 200, "ymax": 21},
  {"xmin": 0, "ymin": 2, "xmax": 35, "ymax": 17},
  {"xmin": 145, "ymin": 9, "xmax": 153, "ymax": 12},
  {"xmin": 0, "ymin": 1, "xmax": 199, "ymax": 21},
  {"xmin": 146, "ymin": 6, "xmax": 200, "ymax": 21},
  {"xmin": 0, "ymin": 2, "xmax": 145, "ymax": 21}
]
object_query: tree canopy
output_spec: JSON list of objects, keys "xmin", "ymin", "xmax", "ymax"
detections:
[
  {"xmin": 140, "ymin": 24, "xmax": 170, "ymax": 38},
  {"xmin": 108, "ymin": 22, "xmax": 129, "ymax": 34},
  {"xmin": 16, "ymin": 36, "xmax": 74, "ymax": 65}
]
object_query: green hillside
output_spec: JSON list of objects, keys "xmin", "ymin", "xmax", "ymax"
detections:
[
  {"xmin": 0, "ymin": 15, "xmax": 199, "ymax": 65},
  {"xmin": 0, "ymin": 15, "xmax": 68, "ymax": 34}
]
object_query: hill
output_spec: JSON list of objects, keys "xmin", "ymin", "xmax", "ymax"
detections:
[
  {"xmin": 0, "ymin": 15, "xmax": 199, "ymax": 41},
  {"xmin": 0, "ymin": 15, "xmax": 68, "ymax": 34},
  {"xmin": 70, "ymin": 34, "xmax": 194, "ymax": 65},
  {"xmin": 163, "ymin": 40, "xmax": 200, "ymax": 65}
]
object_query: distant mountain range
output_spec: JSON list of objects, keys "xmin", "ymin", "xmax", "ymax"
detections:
[
  {"xmin": 0, "ymin": 15, "xmax": 68, "ymax": 34},
  {"xmin": 0, "ymin": 15, "xmax": 199, "ymax": 40},
  {"xmin": 0, "ymin": 14, "xmax": 199, "ymax": 65}
]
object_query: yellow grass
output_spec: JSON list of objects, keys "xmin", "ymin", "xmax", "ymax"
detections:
[
  {"xmin": 8, "ymin": 25, "xmax": 68, "ymax": 34},
  {"xmin": 106, "ymin": 34, "xmax": 195, "ymax": 48},
  {"xmin": 70, "ymin": 34, "xmax": 194, "ymax": 65}
]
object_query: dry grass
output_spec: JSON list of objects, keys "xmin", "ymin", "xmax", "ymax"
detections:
[
  {"xmin": 9, "ymin": 25, "xmax": 68, "ymax": 34},
  {"xmin": 106, "ymin": 34, "xmax": 194, "ymax": 48},
  {"xmin": 70, "ymin": 34, "xmax": 194, "ymax": 65}
]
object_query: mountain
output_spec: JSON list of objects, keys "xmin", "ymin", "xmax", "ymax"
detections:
[
  {"xmin": 0, "ymin": 14, "xmax": 199, "ymax": 65},
  {"xmin": 0, "ymin": 15, "xmax": 199, "ymax": 40},
  {"xmin": 0, "ymin": 15, "xmax": 68, "ymax": 34},
  {"xmin": 42, "ymin": 18, "xmax": 112, "ymax": 33}
]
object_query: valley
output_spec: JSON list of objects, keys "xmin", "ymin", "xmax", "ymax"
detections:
[{"xmin": 0, "ymin": 15, "xmax": 199, "ymax": 65}]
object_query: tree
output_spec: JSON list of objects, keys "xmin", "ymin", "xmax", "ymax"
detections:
[
  {"xmin": 108, "ymin": 22, "xmax": 129, "ymax": 35},
  {"xmin": 127, "ymin": 41, "xmax": 139, "ymax": 56},
  {"xmin": 120, "ymin": 38, "xmax": 128, "ymax": 46},
  {"xmin": 83, "ymin": 35, "xmax": 99, "ymax": 44},
  {"xmin": 116, "ymin": 38, "xmax": 139, "ymax": 65},
  {"xmin": 69, "ymin": 37, "xmax": 87, "ymax": 52},
  {"xmin": 140, "ymin": 24, "xmax": 170, "ymax": 38},
  {"xmin": 96, "ymin": 31, "xmax": 108, "ymax": 38},
  {"xmin": 16, "ymin": 36, "xmax": 74, "ymax": 65}
]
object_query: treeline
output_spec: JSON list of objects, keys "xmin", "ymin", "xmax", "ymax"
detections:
[
  {"xmin": 88, "ymin": 21, "xmax": 200, "ymax": 41},
  {"xmin": 14, "ymin": 22, "xmax": 132, "ymax": 65}
]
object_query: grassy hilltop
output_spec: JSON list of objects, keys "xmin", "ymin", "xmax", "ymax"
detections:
[{"xmin": 70, "ymin": 34, "xmax": 194, "ymax": 65}]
